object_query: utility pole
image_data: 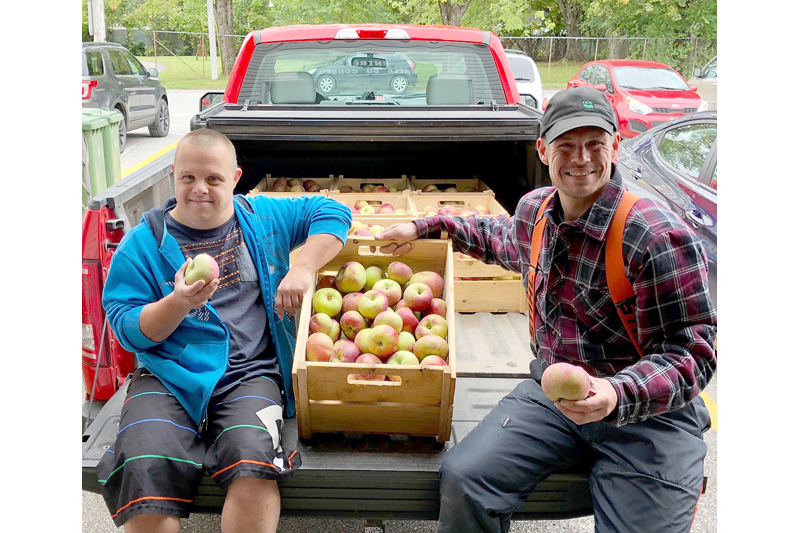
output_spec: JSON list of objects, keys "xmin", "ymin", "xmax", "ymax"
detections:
[
  {"xmin": 88, "ymin": 0, "xmax": 107, "ymax": 42},
  {"xmin": 206, "ymin": 0, "xmax": 219, "ymax": 80}
]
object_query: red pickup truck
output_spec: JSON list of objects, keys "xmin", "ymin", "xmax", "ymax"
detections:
[{"xmin": 81, "ymin": 23, "xmax": 595, "ymax": 527}]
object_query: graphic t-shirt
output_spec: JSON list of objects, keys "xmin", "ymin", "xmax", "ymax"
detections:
[{"xmin": 165, "ymin": 211, "xmax": 281, "ymax": 395}]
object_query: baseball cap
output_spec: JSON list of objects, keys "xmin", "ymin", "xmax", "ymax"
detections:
[{"xmin": 540, "ymin": 86, "xmax": 618, "ymax": 143}]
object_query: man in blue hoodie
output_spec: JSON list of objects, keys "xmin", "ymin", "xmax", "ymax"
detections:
[{"xmin": 99, "ymin": 129, "xmax": 352, "ymax": 532}]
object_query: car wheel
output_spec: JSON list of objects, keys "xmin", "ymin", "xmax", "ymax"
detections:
[
  {"xmin": 317, "ymin": 75, "xmax": 336, "ymax": 94},
  {"xmin": 116, "ymin": 108, "xmax": 127, "ymax": 153},
  {"xmin": 390, "ymin": 75, "xmax": 408, "ymax": 94},
  {"xmin": 148, "ymin": 98, "xmax": 170, "ymax": 137}
]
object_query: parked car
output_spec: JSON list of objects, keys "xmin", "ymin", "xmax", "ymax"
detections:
[
  {"xmin": 307, "ymin": 52, "xmax": 419, "ymax": 95},
  {"xmin": 688, "ymin": 56, "xmax": 717, "ymax": 110},
  {"xmin": 82, "ymin": 42, "xmax": 170, "ymax": 152},
  {"xmin": 617, "ymin": 111, "xmax": 717, "ymax": 303},
  {"xmin": 504, "ymin": 49, "xmax": 544, "ymax": 111},
  {"xmin": 568, "ymin": 59, "xmax": 708, "ymax": 138}
]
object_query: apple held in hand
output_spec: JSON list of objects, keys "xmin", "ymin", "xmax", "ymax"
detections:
[
  {"xmin": 335, "ymin": 261, "xmax": 367, "ymax": 294},
  {"xmin": 415, "ymin": 314, "xmax": 448, "ymax": 340},
  {"xmin": 331, "ymin": 339, "xmax": 361, "ymax": 363},
  {"xmin": 413, "ymin": 334, "xmax": 449, "ymax": 362},
  {"xmin": 403, "ymin": 283, "xmax": 433, "ymax": 312},
  {"xmin": 541, "ymin": 362, "xmax": 591, "ymax": 402},
  {"xmin": 306, "ymin": 332, "xmax": 334, "ymax": 362},
  {"xmin": 185, "ymin": 253, "xmax": 220, "ymax": 285},
  {"xmin": 312, "ymin": 288, "xmax": 343, "ymax": 317}
]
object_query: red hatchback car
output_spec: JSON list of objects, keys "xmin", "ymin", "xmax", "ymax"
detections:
[{"xmin": 567, "ymin": 59, "xmax": 708, "ymax": 138}]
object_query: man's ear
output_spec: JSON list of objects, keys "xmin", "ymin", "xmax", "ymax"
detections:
[
  {"xmin": 233, "ymin": 167, "xmax": 243, "ymax": 185},
  {"xmin": 611, "ymin": 132, "xmax": 621, "ymax": 163},
  {"xmin": 536, "ymin": 137, "xmax": 549, "ymax": 166}
]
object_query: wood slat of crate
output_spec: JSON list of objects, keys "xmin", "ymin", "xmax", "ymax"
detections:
[
  {"xmin": 452, "ymin": 253, "xmax": 525, "ymax": 313},
  {"xmin": 332, "ymin": 176, "xmax": 411, "ymax": 193},
  {"xmin": 328, "ymin": 191, "xmax": 417, "ymax": 217},
  {"xmin": 292, "ymin": 238, "xmax": 456, "ymax": 443},
  {"xmin": 248, "ymin": 175, "xmax": 338, "ymax": 196},
  {"xmin": 410, "ymin": 193, "xmax": 508, "ymax": 217},
  {"xmin": 410, "ymin": 178, "xmax": 494, "ymax": 196}
]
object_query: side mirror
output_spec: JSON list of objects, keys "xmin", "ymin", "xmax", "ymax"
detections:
[
  {"xmin": 690, "ymin": 85, "xmax": 698, "ymax": 92},
  {"xmin": 200, "ymin": 91, "xmax": 225, "ymax": 112},
  {"xmin": 693, "ymin": 68, "xmax": 702, "ymax": 78},
  {"xmin": 148, "ymin": 68, "xmax": 159, "ymax": 78}
]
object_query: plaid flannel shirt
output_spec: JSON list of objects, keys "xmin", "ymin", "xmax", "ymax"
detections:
[{"xmin": 414, "ymin": 169, "xmax": 717, "ymax": 426}]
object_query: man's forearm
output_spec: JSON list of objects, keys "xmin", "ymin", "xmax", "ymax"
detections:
[
  {"xmin": 139, "ymin": 292, "xmax": 193, "ymax": 343},
  {"xmin": 291, "ymin": 233, "xmax": 345, "ymax": 277}
]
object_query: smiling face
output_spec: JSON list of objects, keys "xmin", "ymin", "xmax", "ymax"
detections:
[
  {"xmin": 170, "ymin": 134, "xmax": 242, "ymax": 230},
  {"xmin": 537, "ymin": 126, "xmax": 621, "ymax": 220}
]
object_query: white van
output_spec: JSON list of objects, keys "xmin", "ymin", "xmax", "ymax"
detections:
[{"xmin": 504, "ymin": 49, "xmax": 544, "ymax": 111}]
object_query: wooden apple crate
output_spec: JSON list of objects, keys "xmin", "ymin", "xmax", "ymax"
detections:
[
  {"xmin": 328, "ymin": 191, "xmax": 417, "ymax": 218},
  {"xmin": 292, "ymin": 238, "xmax": 456, "ymax": 443},
  {"xmin": 248, "ymin": 174, "xmax": 339, "ymax": 197},
  {"xmin": 452, "ymin": 252, "xmax": 526, "ymax": 313},
  {"xmin": 332, "ymin": 176, "xmax": 411, "ymax": 193},
  {"xmin": 410, "ymin": 177, "xmax": 494, "ymax": 196},
  {"xmin": 410, "ymin": 193, "xmax": 509, "ymax": 217}
]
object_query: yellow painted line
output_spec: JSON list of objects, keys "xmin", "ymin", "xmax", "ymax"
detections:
[
  {"xmin": 700, "ymin": 391, "xmax": 717, "ymax": 432},
  {"xmin": 121, "ymin": 141, "xmax": 179, "ymax": 178}
]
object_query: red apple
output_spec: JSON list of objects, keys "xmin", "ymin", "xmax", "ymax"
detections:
[
  {"xmin": 185, "ymin": 253, "xmax": 220, "ymax": 286},
  {"xmin": 316, "ymin": 275, "xmax": 337, "ymax": 290},
  {"xmin": 403, "ymin": 282, "xmax": 433, "ymax": 312},
  {"xmin": 372, "ymin": 278, "xmax": 403, "ymax": 307},
  {"xmin": 386, "ymin": 261, "xmax": 413, "ymax": 285},
  {"xmin": 340, "ymin": 310, "xmax": 368, "ymax": 340},
  {"xmin": 309, "ymin": 313, "xmax": 340, "ymax": 342},
  {"xmin": 352, "ymin": 353, "xmax": 385, "ymax": 381},
  {"xmin": 423, "ymin": 298, "xmax": 447, "ymax": 318},
  {"xmin": 331, "ymin": 339, "xmax": 361, "ymax": 363},
  {"xmin": 306, "ymin": 332, "xmax": 334, "ymax": 362},
  {"xmin": 420, "ymin": 354, "xmax": 448, "ymax": 366},
  {"xmin": 373, "ymin": 309, "xmax": 404, "ymax": 333},
  {"xmin": 335, "ymin": 261, "xmax": 367, "ymax": 294},
  {"xmin": 366, "ymin": 324, "xmax": 400, "ymax": 359},
  {"xmin": 354, "ymin": 328, "xmax": 373, "ymax": 354},
  {"xmin": 408, "ymin": 271, "xmax": 445, "ymax": 299},
  {"xmin": 541, "ymin": 363, "xmax": 592, "ymax": 402},
  {"xmin": 358, "ymin": 290, "xmax": 389, "ymax": 319},
  {"xmin": 412, "ymin": 334, "xmax": 449, "ymax": 362},
  {"xmin": 342, "ymin": 292, "xmax": 364, "ymax": 314},
  {"xmin": 395, "ymin": 306, "xmax": 420, "ymax": 334},
  {"xmin": 376, "ymin": 203, "xmax": 395, "ymax": 214}
]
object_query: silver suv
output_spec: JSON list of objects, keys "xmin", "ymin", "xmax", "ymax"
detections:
[{"xmin": 82, "ymin": 42, "xmax": 170, "ymax": 152}]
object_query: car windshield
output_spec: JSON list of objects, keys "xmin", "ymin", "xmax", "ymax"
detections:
[
  {"xmin": 239, "ymin": 40, "xmax": 506, "ymax": 106},
  {"xmin": 506, "ymin": 55, "xmax": 536, "ymax": 82},
  {"xmin": 613, "ymin": 67, "xmax": 689, "ymax": 91}
]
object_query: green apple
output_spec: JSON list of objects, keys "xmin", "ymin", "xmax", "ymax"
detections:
[
  {"xmin": 364, "ymin": 265, "xmax": 384, "ymax": 291},
  {"xmin": 386, "ymin": 350, "xmax": 419, "ymax": 365},
  {"xmin": 541, "ymin": 362, "xmax": 591, "ymax": 402},
  {"xmin": 312, "ymin": 288, "xmax": 343, "ymax": 317}
]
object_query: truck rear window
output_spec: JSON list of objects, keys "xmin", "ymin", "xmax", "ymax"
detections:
[{"xmin": 239, "ymin": 41, "xmax": 506, "ymax": 106}]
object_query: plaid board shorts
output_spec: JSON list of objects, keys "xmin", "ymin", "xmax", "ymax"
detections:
[{"xmin": 97, "ymin": 367, "xmax": 301, "ymax": 527}]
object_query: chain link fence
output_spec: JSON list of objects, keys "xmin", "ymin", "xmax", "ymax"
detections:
[{"xmin": 500, "ymin": 36, "xmax": 717, "ymax": 79}]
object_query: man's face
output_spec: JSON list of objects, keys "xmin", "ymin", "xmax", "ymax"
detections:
[
  {"xmin": 537, "ymin": 126, "xmax": 620, "ymax": 205},
  {"xmin": 170, "ymin": 140, "xmax": 242, "ymax": 230}
]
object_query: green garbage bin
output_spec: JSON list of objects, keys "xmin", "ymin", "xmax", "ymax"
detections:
[
  {"xmin": 83, "ymin": 108, "xmax": 123, "ymax": 187},
  {"xmin": 82, "ymin": 111, "xmax": 109, "ymax": 207}
]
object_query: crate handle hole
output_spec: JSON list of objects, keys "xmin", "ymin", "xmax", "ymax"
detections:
[{"xmin": 346, "ymin": 374, "xmax": 402, "ymax": 386}]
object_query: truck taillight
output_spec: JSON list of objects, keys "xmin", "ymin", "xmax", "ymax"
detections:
[
  {"xmin": 334, "ymin": 28, "xmax": 410, "ymax": 40},
  {"xmin": 82, "ymin": 80, "xmax": 97, "ymax": 99},
  {"xmin": 82, "ymin": 260, "xmax": 109, "ymax": 366}
]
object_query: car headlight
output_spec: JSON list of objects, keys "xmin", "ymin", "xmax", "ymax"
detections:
[
  {"xmin": 697, "ymin": 100, "xmax": 709, "ymax": 112},
  {"xmin": 625, "ymin": 96, "xmax": 652, "ymax": 116},
  {"xmin": 307, "ymin": 68, "xmax": 317, "ymax": 75}
]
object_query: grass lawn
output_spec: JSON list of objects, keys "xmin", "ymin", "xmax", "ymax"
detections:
[{"xmin": 138, "ymin": 55, "xmax": 584, "ymax": 92}]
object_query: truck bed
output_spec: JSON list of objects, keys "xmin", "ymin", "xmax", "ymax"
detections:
[{"xmin": 81, "ymin": 312, "xmax": 593, "ymax": 520}]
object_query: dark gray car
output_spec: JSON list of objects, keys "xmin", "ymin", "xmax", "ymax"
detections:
[{"xmin": 82, "ymin": 42, "xmax": 170, "ymax": 152}]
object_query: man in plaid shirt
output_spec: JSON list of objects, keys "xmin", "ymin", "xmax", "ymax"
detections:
[{"xmin": 376, "ymin": 86, "xmax": 716, "ymax": 532}]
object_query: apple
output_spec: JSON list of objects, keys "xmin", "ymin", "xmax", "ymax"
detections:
[
  {"xmin": 316, "ymin": 275, "xmax": 337, "ymax": 290},
  {"xmin": 361, "ymin": 184, "xmax": 377, "ymax": 193},
  {"xmin": 339, "ymin": 185, "xmax": 355, "ymax": 193},
  {"xmin": 373, "ymin": 309, "xmax": 403, "ymax": 334},
  {"xmin": 303, "ymin": 179, "xmax": 319, "ymax": 190},
  {"xmin": 352, "ymin": 353, "xmax": 385, "ymax": 381},
  {"xmin": 415, "ymin": 314, "xmax": 448, "ymax": 340},
  {"xmin": 290, "ymin": 184, "xmax": 304, "ymax": 192},
  {"xmin": 349, "ymin": 220, "xmax": 366, "ymax": 234},
  {"xmin": 364, "ymin": 265, "xmax": 384, "ymax": 291},
  {"xmin": 358, "ymin": 290, "xmax": 389, "ymax": 319},
  {"xmin": 386, "ymin": 350, "xmax": 419, "ymax": 366},
  {"xmin": 398, "ymin": 331, "xmax": 416, "ymax": 352},
  {"xmin": 421, "ymin": 184, "xmax": 439, "ymax": 192},
  {"xmin": 366, "ymin": 324, "xmax": 400, "ymax": 359},
  {"xmin": 273, "ymin": 177, "xmax": 289, "ymax": 189},
  {"xmin": 408, "ymin": 271, "xmax": 445, "ymax": 299},
  {"xmin": 403, "ymin": 282, "xmax": 433, "ymax": 312},
  {"xmin": 288, "ymin": 178, "xmax": 303, "ymax": 187},
  {"xmin": 354, "ymin": 200, "xmax": 370, "ymax": 211},
  {"xmin": 388, "ymin": 186, "xmax": 399, "ymax": 193},
  {"xmin": 354, "ymin": 328, "xmax": 372, "ymax": 354},
  {"xmin": 368, "ymin": 224, "xmax": 385, "ymax": 236},
  {"xmin": 541, "ymin": 362, "xmax": 592, "ymax": 402},
  {"xmin": 474, "ymin": 204, "xmax": 490, "ymax": 215},
  {"xmin": 309, "ymin": 313, "xmax": 340, "ymax": 342},
  {"xmin": 335, "ymin": 261, "xmax": 367, "ymax": 294},
  {"xmin": 395, "ymin": 306, "xmax": 420, "ymax": 334},
  {"xmin": 377, "ymin": 204, "xmax": 395, "ymax": 214},
  {"xmin": 306, "ymin": 332, "xmax": 334, "ymax": 362},
  {"xmin": 340, "ymin": 310, "xmax": 368, "ymax": 340},
  {"xmin": 353, "ymin": 227, "xmax": 372, "ymax": 237},
  {"xmin": 444, "ymin": 186, "xmax": 458, "ymax": 193},
  {"xmin": 272, "ymin": 183, "xmax": 287, "ymax": 192},
  {"xmin": 330, "ymin": 339, "xmax": 361, "ymax": 363},
  {"xmin": 375, "ymin": 185, "xmax": 391, "ymax": 193},
  {"xmin": 372, "ymin": 279, "xmax": 403, "ymax": 307},
  {"xmin": 420, "ymin": 354, "xmax": 448, "ymax": 366},
  {"xmin": 412, "ymin": 334, "xmax": 449, "ymax": 362},
  {"xmin": 438, "ymin": 206, "xmax": 458, "ymax": 216},
  {"xmin": 312, "ymin": 288, "xmax": 343, "ymax": 317},
  {"xmin": 386, "ymin": 261, "xmax": 413, "ymax": 285},
  {"xmin": 342, "ymin": 292, "xmax": 364, "ymax": 314},
  {"xmin": 424, "ymin": 298, "xmax": 447, "ymax": 318},
  {"xmin": 395, "ymin": 208, "xmax": 407, "ymax": 215},
  {"xmin": 185, "ymin": 253, "xmax": 220, "ymax": 286},
  {"xmin": 359, "ymin": 205, "xmax": 376, "ymax": 215}
]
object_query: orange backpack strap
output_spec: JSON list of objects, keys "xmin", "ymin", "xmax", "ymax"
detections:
[
  {"xmin": 527, "ymin": 193, "xmax": 554, "ymax": 343},
  {"xmin": 606, "ymin": 192, "xmax": 645, "ymax": 358}
]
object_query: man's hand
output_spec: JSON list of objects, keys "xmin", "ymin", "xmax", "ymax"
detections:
[
  {"xmin": 173, "ymin": 258, "xmax": 220, "ymax": 310},
  {"xmin": 373, "ymin": 223, "xmax": 419, "ymax": 256},
  {"xmin": 554, "ymin": 377, "xmax": 618, "ymax": 425},
  {"xmin": 275, "ymin": 264, "xmax": 313, "ymax": 319}
]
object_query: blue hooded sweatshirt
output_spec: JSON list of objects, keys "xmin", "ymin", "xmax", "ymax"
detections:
[{"xmin": 102, "ymin": 193, "xmax": 351, "ymax": 425}]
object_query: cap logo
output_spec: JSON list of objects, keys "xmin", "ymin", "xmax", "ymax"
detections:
[{"xmin": 583, "ymin": 101, "xmax": 594, "ymax": 111}]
